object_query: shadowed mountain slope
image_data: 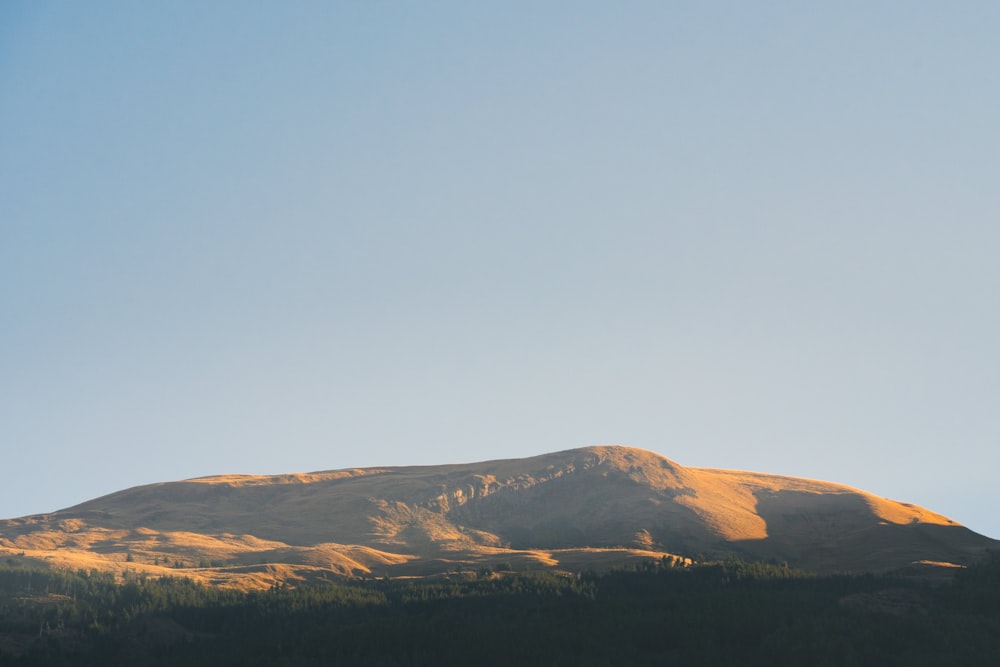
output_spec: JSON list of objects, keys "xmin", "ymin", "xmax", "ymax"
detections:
[{"xmin": 1, "ymin": 446, "xmax": 995, "ymax": 588}]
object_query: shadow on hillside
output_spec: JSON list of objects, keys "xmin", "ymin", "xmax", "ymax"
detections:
[
  {"xmin": 449, "ymin": 466, "xmax": 711, "ymax": 554},
  {"xmin": 733, "ymin": 490, "xmax": 999, "ymax": 573}
]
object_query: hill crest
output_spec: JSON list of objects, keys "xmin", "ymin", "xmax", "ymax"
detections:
[{"xmin": 1, "ymin": 446, "xmax": 993, "ymax": 589}]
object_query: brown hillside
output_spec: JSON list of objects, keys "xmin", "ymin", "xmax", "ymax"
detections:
[{"xmin": 1, "ymin": 446, "xmax": 994, "ymax": 589}]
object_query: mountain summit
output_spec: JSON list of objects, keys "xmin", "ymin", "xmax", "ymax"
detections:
[{"xmin": 1, "ymin": 446, "xmax": 994, "ymax": 589}]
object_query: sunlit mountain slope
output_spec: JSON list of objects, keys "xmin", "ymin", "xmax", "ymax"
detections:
[{"xmin": 1, "ymin": 446, "xmax": 994, "ymax": 589}]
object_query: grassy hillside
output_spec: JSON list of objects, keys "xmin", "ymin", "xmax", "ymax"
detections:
[{"xmin": 2, "ymin": 447, "xmax": 994, "ymax": 589}]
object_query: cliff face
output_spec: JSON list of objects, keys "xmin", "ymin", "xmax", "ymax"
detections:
[{"xmin": 1, "ymin": 446, "xmax": 994, "ymax": 589}]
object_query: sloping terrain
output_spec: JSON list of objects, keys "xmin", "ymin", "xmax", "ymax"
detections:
[{"xmin": 1, "ymin": 446, "xmax": 994, "ymax": 589}]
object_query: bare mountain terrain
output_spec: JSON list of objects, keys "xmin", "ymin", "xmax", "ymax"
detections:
[{"xmin": 1, "ymin": 446, "xmax": 995, "ymax": 589}]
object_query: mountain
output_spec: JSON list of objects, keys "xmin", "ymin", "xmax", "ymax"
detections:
[{"xmin": 1, "ymin": 446, "xmax": 995, "ymax": 589}]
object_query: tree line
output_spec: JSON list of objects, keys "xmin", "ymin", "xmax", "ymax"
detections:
[{"xmin": 0, "ymin": 552, "xmax": 998, "ymax": 665}]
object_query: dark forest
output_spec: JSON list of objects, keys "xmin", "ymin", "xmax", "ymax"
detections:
[{"xmin": 1, "ymin": 554, "xmax": 998, "ymax": 666}]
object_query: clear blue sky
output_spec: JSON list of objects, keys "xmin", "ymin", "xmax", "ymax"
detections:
[{"xmin": 2, "ymin": 2, "xmax": 998, "ymax": 539}]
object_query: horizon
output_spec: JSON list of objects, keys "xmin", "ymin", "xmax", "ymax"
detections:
[
  {"xmin": 7, "ymin": 443, "xmax": 998, "ymax": 541},
  {"xmin": 2, "ymin": 2, "xmax": 999, "ymax": 540}
]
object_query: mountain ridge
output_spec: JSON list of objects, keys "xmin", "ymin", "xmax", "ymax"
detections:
[{"xmin": 1, "ymin": 446, "xmax": 994, "ymax": 589}]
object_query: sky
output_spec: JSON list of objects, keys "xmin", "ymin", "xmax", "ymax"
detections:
[{"xmin": 2, "ymin": 2, "xmax": 998, "ymax": 539}]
